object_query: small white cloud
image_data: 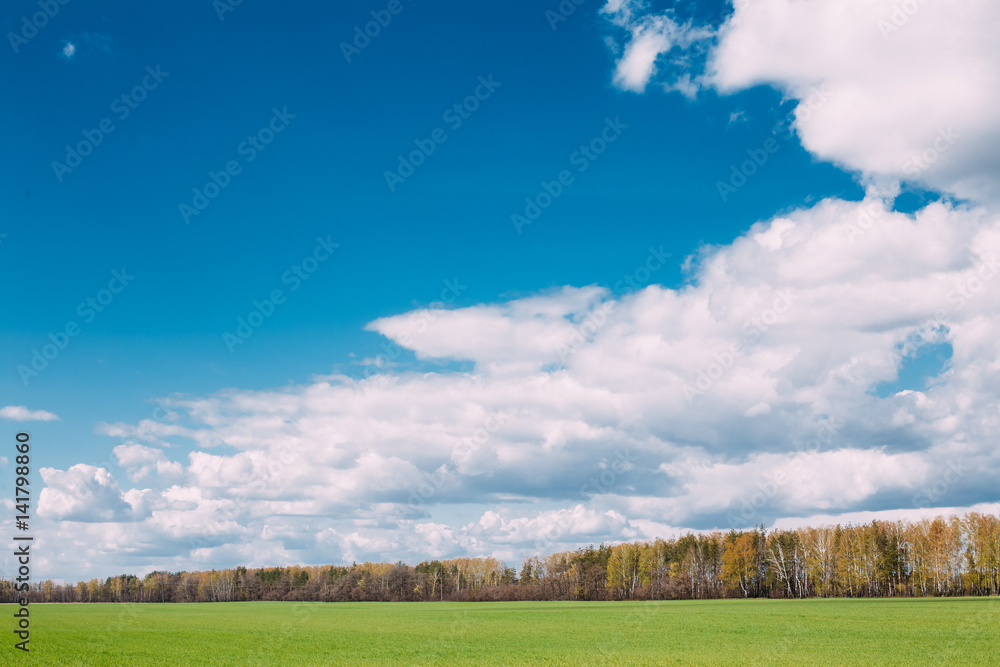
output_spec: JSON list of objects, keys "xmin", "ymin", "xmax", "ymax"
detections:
[
  {"xmin": 59, "ymin": 33, "xmax": 113, "ymax": 61},
  {"xmin": 113, "ymin": 443, "xmax": 184, "ymax": 483},
  {"xmin": 0, "ymin": 405, "xmax": 60, "ymax": 422},
  {"xmin": 601, "ymin": 1, "xmax": 714, "ymax": 93},
  {"xmin": 38, "ymin": 464, "xmax": 133, "ymax": 522},
  {"xmin": 745, "ymin": 402, "xmax": 771, "ymax": 417},
  {"xmin": 727, "ymin": 110, "xmax": 748, "ymax": 127}
]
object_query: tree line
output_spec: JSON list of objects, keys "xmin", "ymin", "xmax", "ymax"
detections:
[{"xmin": 4, "ymin": 512, "xmax": 998, "ymax": 603}]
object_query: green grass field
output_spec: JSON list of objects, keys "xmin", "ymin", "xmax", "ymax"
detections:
[{"xmin": 4, "ymin": 598, "xmax": 998, "ymax": 665}]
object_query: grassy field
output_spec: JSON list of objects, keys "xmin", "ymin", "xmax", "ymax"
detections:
[{"xmin": 3, "ymin": 597, "xmax": 998, "ymax": 665}]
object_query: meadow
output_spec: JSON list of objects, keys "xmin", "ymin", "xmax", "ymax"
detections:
[{"xmin": 5, "ymin": 597, "xmax": 998, "ymax": 665}]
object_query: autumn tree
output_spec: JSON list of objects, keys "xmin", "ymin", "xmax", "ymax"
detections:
[{"xmin": 722, "ymin": 532, "xmax": 759, "ymax": 598}]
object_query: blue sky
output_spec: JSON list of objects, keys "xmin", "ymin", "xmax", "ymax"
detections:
[
  {"xmin": 1, "ymin": 0, "xmax": 861, "ymax": 468},
  {"xmin": 3, "ymin": 0, "xmax": 998, "ymax": 579}
]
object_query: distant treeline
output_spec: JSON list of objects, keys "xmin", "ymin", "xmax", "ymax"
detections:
[{"xmin": 5, "ymin": 512, "xmax": 999, "ymax": 603}]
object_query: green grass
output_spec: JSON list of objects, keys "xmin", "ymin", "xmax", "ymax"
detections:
[{"xmin": 4, "ymin": 597, "xmax": 998, "ymax": 665}]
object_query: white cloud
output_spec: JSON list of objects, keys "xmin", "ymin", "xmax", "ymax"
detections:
[
  {"xmin": 113, "ymin": 443, "xmax": 184, "ymax": 483},
  {"xmin": 602, "ymin": 0, "xmax": 1000, "ymax": 203},
  {"xmin": 468, "ymin": 505, "xmax": 634, "ymax": 548},
  {"xmin": 367, "ymin": 286, "xmax": 607, "ymax": 374},
  {"xmin": 648, "ymin": 447, "xmax": 930, "ymax": 521},
  {"xmin": 59, "ymin": 33, "xmax": 113, "ymax": 61},
  {"xmin": 710, "ymin": 0, "xmax": 1000, "ymax": 203},
  {"xmin": 601, "ymin": 1, "xmax": 713, "ymax": 93},
  {"xmin": 38, "ymin": 465, "xmax": 136, "ymax": 522},
  {"xmin": 772, "ymin": 502, "xmax": 1000, "ymax": 532},
  {"xmin": 0, "ymin": 405, "xmax": 60, "ymax": 422},
  {"xmin": 26, "ymin": 191, "xmax": 1000, "ymax": 578},
  {"xmin": 27, "ymin": 4, "xmax": 1000, "ymax": 578}
]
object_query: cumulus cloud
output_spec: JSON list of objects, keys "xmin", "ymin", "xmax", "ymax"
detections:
[
  {"xmin": 367, "ymin": 286, "xmax": 607, "ymax": 374},
  {"xmin": 470, "ymin": 505, "xmax": 634, "ymax": 548},
  {"xmin": 0, "ymin": 405, "xmax": 60, "ymax": 422},
  {"xmin": 708, "ymin": 0, "xmax": 1000, "ymax": 202},
  {"xmin": 29, "ymin": 191, "xmax": 1000, "ymax": 578},
  {"xmin": 28, "ymin": 3, "xmax": 1000, "ymax": 579},
  {"xmin": 113, "ymin": 443, "xmax": 184, "ymax": 483},
  {"xmin": 38, "ymin": 465, "xmax": 136, "ymax": 522},
  {"xmin": 602, "ymin": 0, "xmax": 1000, "ymax": 203},
  {"xmin": 772, "ymin": 502, "xmax": 1000, "ymax": 532}
]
